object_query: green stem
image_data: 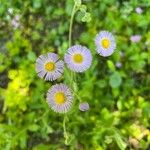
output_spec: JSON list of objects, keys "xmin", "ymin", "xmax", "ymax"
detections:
[
  {"xmin": 69, "ymin": 3, "xmax": 77, "ymax": 47},
  {"xmin": 63, "ymin": 3, "xmax": 78, "ymax": 144},
  {"xmin": 68, "ymin": 2, "xmax": 77, "ymax": 87},
  {"xmin": 74, "ymin": 92, "xmax": 82, "ymax": 102},
  {"xmin": 63, "ymin": 115, "xmax": 69, "ymax": 145}
]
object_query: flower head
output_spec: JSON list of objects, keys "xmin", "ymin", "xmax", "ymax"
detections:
[
  {"xmin": 36, "ymin": 53, "xmax": 64, "ymax": 81},
  {"xmin": 64, "ymin": 45, "xmax": 92, "ymax": 72},
  {"xmin": 46, "ymin": 84, "xmax": 73, "ymax": 113},
  {"xmin": 11, "ymin": 15, "xmax": 20, "ymax": 28},
  {"xmin": 130, "ymin": 35, "xmax": 141, "ymax": 43},
  {"xmin": 116, "ymin": 62, "xmax": 122, "ymax": 68},
  {"xmin": 135, "ymin": 7, "xmax": 143, "ymax": 14},
  {"xmin": 79, "ymin": 102, "xmax": 89, "ymax": 111},
  {"xmin": 95, "ymin": 31, "xmax": 116, "ymax": 57}
]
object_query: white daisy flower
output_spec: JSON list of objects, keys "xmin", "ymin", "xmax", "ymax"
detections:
[
  {"xmin": 36, "ymin": 53, "xmax": 64, "ymax": 81},
  {"xmin": 46, "ymin": 84, "xmax": 73, "ymax": 113},
  {"xmin": 64, "ymin": 45, "xmax": 92, "ymax": 72},
  {"xmin": 95, "ymin": 31, "xmax": 116, "ymax": 57}
]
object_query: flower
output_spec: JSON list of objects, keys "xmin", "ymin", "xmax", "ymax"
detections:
[
  {"xmin": 79, "ymin": 102, "xmax": 89, "ymax": 111},
  {"xmin": 11, "ymin": 15, "xmax": 20, "ymax": 28},
  {"xmin": 135, "ymin": 7, "xmax": 143, "ymax": 14},
  {"xmin": 46, "ymin": 84, "xmax": 73, "ymax": 113},
  {"xmin": 64, "ymin": 45, "xmax": 92, "ymax": 72},
  {"xmin": 36, "ymin": 53, "xmax": 64, "ymax": 81},
  {"xmin": 130, "ymin": 35, "xmax": 141, "ymax": 43},
  {"xmin": 116, "ymin": 62, "xmax": 122, "ymax": 68},
  {"xmin": 95, "ymin": 31, "xmax": 116, "ymax": 57},
  {"xmin": 8, "ymin": 8, "xmax": 13, "ymax": 14}
]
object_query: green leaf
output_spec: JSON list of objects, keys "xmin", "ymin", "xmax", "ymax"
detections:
[
  {"xmin": 27, "ymin": 51, "xmax": 36, "ymax": 62},
  {"xmin": 33, "ymin": 0, "xmax": 42, "ymax": 9},
  {"xmin": 74, "ymin": 0, "xmax": 81, "ymax": 7},
  {"xmin": 28, "ymin": 124, "xmax": 39, "ymax": 132},
  {"xmin": 114, "ymin": 132, "xmax": 127, "ymax": 150},
  {"xmin": 105, "ymin": 136, "xmax": 113, "ymax": 144},
  {"xmin": 97, "ymin": 80, "xmax": 107, "ymax": 88},
  {"xmin": 79, "ymin": 5, "xmax": 87, "ymax": 12},
  {"xmin": 82, "ymin": 12, "xmax": 91, "ymax": 22},
  {"xmin": 33, "ymin": 144, "xmax": 51, "ymax": 150},
  {"xmin": 107, "ymin": 60, "xmax": 115, "ymax": 71},
  {"xmin": 109, "ymin": 72, "xmax": 122, "ymax": 88}
]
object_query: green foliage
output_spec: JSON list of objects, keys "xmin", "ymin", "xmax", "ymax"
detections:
[
  {"xmin": 109, "ymin": 72, "xmax": 122, "ymax": 88},
  {"xmin": 0, "ymin": 0, "xmax": 150, "ymax": 149}
]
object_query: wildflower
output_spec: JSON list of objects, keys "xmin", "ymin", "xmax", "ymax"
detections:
[
  {"xmin": 95, "ymin": 31, "xmax": 116, "ymax": 57},
  {"xmin": 64, "ymin": 45, "xmax": 92, "ymax": 72},
  {"xmin": 36, "ymin": 53, "xmax": 64, "ymax": 81},
  {"xmin": 46, "ymin": 84, "xmax": 73, "ymax": 113},
  {"xmin": 135, "ymin": 7, "xmax": 143, "ymax": 14},
  {"xmin": 116, "ymin": 62, "xmax": 122, "ymax": 68},
  {"xmin": 79, "ymin": 102, "xmax": 89, "ymax": 111},
  {"xmin": 130, "ymin": 35, "xmax": 141, "ymax": 42},
  {"xmin": 8, "ymin": 8, "xmax": 13, "ymax": 14},
  {"xmin": 11, "ymin": 15, "xmax": 20, "ymax": 28}
]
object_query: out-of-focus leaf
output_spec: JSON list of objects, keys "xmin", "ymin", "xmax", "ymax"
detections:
[
  {"xmin": 109, "ymin": 72, "xmax": 122, "ymax": 88},
  {"xmin": 107, "ymin": 60, "xmax": 115, "ymax": 71},
  {"xmin": 28, "ymin": 124, "xmax": 39, "ymax": 132},
  {"xmin": 114, "ymin": 132, "xmax": 127, "ymax": 150}
]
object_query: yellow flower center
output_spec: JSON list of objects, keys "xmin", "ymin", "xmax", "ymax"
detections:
[
  {"xmin": 73, "ymin": 53, "xmax": 83, "ymax": 64},
  {"xmin": 44, "ymin": 62, "xmax": 55, "ymax": 72},
  {"xmin": 54, "ymin": 92, "xmax": 66, "ymax": 104},
  {"xmin": 101, "ymin": 38, "xmax": 110, "ymax": 49}
]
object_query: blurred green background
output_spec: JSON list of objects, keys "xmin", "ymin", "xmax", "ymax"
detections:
[{"xmin": 0, "ymin": 0, "xmax": 150, "ymax": 149}]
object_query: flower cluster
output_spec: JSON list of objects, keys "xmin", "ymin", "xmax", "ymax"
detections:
[{"xmin": 35, "ymin": 31, "xmax": 116, "ymax": 113}]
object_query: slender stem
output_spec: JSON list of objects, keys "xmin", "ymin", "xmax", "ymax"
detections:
[
  {"xmin": 63, "ymin": 115, "xmax": 69, "ymax": 145},
  {"xmin": 74, "ymin": 92, "xmax": 82, "ymax": 102},
  {"xmin": 68, "ymin": 2, "xmax": 77, "ymax": 87},
  {"xmin": 69, "ymin": 3, "xmax": 77, "ymax": 47},
  {"xmin": 63, "ymin": 3, "xmax": 78, "ymax": 145}
]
